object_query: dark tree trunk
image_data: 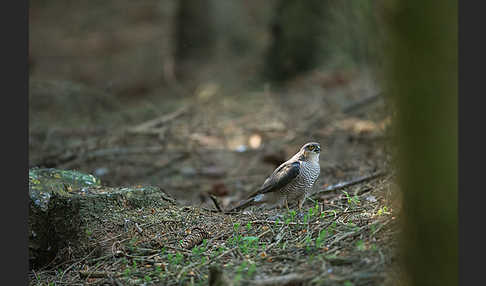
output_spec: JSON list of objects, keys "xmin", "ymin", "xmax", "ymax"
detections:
[
  {"xmin": 384, "ymin": 0, "xmax": 457, "ymax": 285},
  {"xmin": 263, "ymin": 0, "xmax": 326, "ymax": 83},
  {"xmin": 174, "ymin": 0, "xmax": 213, "ymax": 78}
]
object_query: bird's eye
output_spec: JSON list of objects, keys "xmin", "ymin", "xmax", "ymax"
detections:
[{"xmin": 308, "ymin": 145, "xmax": 315, "ymax": 151}]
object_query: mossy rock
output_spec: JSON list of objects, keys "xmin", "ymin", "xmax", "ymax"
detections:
[{"xmin": 28, "ymin": 168, "xmax": 175, "ymax": 269}]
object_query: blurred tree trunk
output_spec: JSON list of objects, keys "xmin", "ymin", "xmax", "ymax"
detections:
[
  {"xmin": 384, "ymin": 0, "xmax": 457, "ymax": 285},
  {"xmin": 174, "ymin": 0, "xmax": 213, "ymax": 79},
  {"xmin": 263, "ymin": 0, "xmax": 326, "ymax": 83}
]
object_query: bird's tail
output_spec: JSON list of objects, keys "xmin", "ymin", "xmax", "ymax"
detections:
[{"xmin": 227, "ymin": 197, "xmax": 255, "ymax": 212}]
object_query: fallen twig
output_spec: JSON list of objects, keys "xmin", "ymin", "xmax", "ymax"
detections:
[
  {"xmin": 312, "ymin": 170, "xmax": 387, "ymax": 198},
  {"xmin": 134, "ymin": 223, "xmax": 143, "ymax": 234},
  {"xmin": 128, "ymin": 106, "xmax": 188, "ymax": 134},
  {"xmin": 79, "ymin": 270, "xmax": 120, "ymax": 279},
  {"xmin": 262, "ymin": 226, "xmax": 288, "ymax": 253},
  {"xmin": 327, "ymin": 221, "xmax": 380, "ymax": 248},
  {"xmin": 59, "ymin": 248, "xmax": 97, "ymax": 282},
  {"xmin": 209, "ymin": 195, "xmax": 223, "ymax": 213}
]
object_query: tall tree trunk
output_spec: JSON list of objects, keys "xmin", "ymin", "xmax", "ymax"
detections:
[
  {"xmin": 174, "ymin": 0, "xmax": 213, "ymax": 79},
  {"xmin": 263, "ymin": 0, "xmax": 326, "ymax": 83},
  {"xmin": 384, "ymin": 1, "xmax": 458, "ymax": 285}
]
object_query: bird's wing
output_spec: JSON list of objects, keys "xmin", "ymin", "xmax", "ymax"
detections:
[{"xmin": 248, "ymin": 161, "xmax": 301, "ymax": 198}]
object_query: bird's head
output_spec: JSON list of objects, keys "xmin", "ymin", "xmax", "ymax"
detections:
[{"xmin": 299, "ymin": 142, "xmax": 321, "ymax": 162}]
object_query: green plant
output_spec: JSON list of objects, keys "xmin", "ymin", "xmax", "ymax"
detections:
[
  {"xmin": 123, "ymin": 267, "xmax": 132, "ymax": 278},
  {"xmin": 247, "ymin": 263, "xmax": 257, "ymax": 277},
  {"xmin": 305, "ymin": 235, "xmax": 312, "ymax": 251},
  {"xmin": 230, "ymin": 223, "xmax": 243, "ymax": 246},
  {"xmin": 343, "ymin": 190, "xmax": 360, "ymax": 206},
  {"xmin": 192, "ymin": 243, "xmax": 206, "ymax": 257},
  {"xmin": 285, "ymin": 210, "xmax": 297, "ymax": 225},
  {"xmin": 127, "ymin": 237, "xmax": 138, "ymax": 252},
  {"xmin": 239, "ymin": 236, "xmax": 259, "ymax": 254},
  {"xmin": 316, "ymin": 229, "xmax": 328, "ymax": 248},
  {"xmin": 215, "ymin": 246, "xmax": 225, "ymax": 257},
  {"xmin": 233, "ymin": 273, "xmax": 243, "ymax": 284},
  {"xmin": 377, "ymin": 206, "xmax": 390, "ymax": 216},
  {"xmin": 175, "ymin": 252, "xmax": 183, "ymax": 264},
  {"xmin": 233, "ymin": 223, "xmax": 240, "ymax": 233},
  {"xmin": 155, "ymin": 265, "xmax": 162, "ymax": 274},
  {"xmin": 289, "ymin": 210, "xmax": 296, "ymax": 221},
  {"xmin": 356, "ymin": 240, "xmax": 366, "ymax": 251},
  {"xmin": 328, "ymin": 221, "xmax": 337, "ymax": 235},
  {"xmin": 308, "ymin": 207, "xmax": 314, "ymax": 218},
  {"xmin": 344, "ymin": 281, "xmax": 354, "ymax": 286},
  {"xmin": 303, "ymin": 213, "xmax": 309, "ymax": 224},
  {"xmin": 233, "ymin": 261, "xmax": 249, "ymax": 283},
  {"xmin": 246, "ymin": 222, "xmax": 252, "ymax": 232},
  {"xmin": 200, "ymin": 256, "xmax": 207, "ymax": 264},
  {"xmin": 370, "ymin": 223, "xmax": 376, "ymax": 234}
]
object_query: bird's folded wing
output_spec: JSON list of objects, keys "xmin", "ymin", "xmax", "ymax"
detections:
[
  {"xmin": 250, "ymin": 161, "xmax": 301, "ymax": 197},
  {"xmin": 228, "ymin": 162, "xmax": 301, "ymax": 212}
]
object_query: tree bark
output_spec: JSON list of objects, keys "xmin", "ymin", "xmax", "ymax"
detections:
[
  {"xmin": 383, "ymin": 0, "xmax": 458, "ymax": 285},
  {"xmin": 263, "ymin": 0, "xmax": 326, "ymax": 83},
  {"xmin": 174, "ymin": 0, "xmax": 213, "ymax": 79}
]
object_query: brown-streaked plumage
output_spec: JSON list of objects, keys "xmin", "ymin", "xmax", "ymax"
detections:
[{"xmin": 229, "ymin": 142, "xmax": 321, "ymax": 212}]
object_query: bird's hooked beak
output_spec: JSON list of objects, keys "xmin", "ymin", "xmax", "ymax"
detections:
[{"xmin": 314, "ymin": 145, "xmax": 321, "ymax": 153}]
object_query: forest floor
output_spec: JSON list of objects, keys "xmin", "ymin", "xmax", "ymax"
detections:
[
  {"xmin": 28, "ymin": 66, "xmax": 402, "ymax": 286},
  {"xmin": 29, "ymin": 3, "xmax": 401, "ymax": 284}
]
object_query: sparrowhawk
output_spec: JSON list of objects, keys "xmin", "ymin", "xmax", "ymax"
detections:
[{"xmin": 229, "ymin": 142, "xmax": 321, "ymax": 211}]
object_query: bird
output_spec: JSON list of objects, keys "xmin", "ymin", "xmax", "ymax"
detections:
[{"xmin": 229, "ymin": 142, "xmax": 321, "ymax": 212}]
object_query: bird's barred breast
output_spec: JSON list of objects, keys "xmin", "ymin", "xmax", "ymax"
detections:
[{"xmin": 279, "ymin": 161, "xmax": 320, "ymax": 198}]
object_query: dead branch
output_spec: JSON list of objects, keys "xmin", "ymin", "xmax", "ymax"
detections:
[
  {"xmin": 128, "ymin": 106, "xmax": 188, "ymax": 134},
  {"xmin": 209, "ymin": 195, "xmax": 223, "ymax": 213},
  {"xmin": 79, "ymin": 271, "xmax": 120, "ymax": 278},
  {"xmin": 311, "ymin": 170, "xmax": 387, "ymax": 198},
  {"xmin": 262, "ymin": 225, "xmax": 288, "ymax": 253},
  {"xmin": 328, "ymin": 221, "xmax": 380, "ymax": 248}
]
